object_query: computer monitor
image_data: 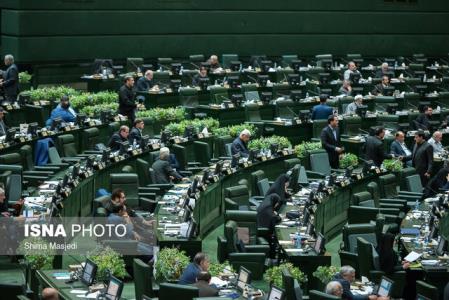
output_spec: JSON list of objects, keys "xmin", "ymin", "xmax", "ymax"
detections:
[
  {"xmin": 183, "ymin": 126, "xmax": 195, "ymax": 139},
  {"xmin": 171, "ymin": 63, "xmax": 182, "ymax": 75},
  {"xmin": 345, "ymin": 167, "xmax": 353, "ymax": 179},
  {"xmin": 202, "ymin": 169, "xmax": 210, "ymax": 184},
  {"xmin": 260, "ymin": 60, "xmax": 273, "ymax": 73},
  {"xmin": 248, "ymin": 149, "xmax": 258, "ymax": 163},
  {"xmin": 288, "ymin": 74, "xmax": 300, "ymax": 86},
  {"xmin": 27, "ymin": 122, "xmax": 39, "ymax": 136},
  {"xmin": 314, "ymin": 232, "xmax": 325, "ymax": 254},
  {"xmin": 140, "ymin": 135, "xmax": 149, "ymax": 150},
  {"xmin": 382, "ymin": 86, "xmax": 395, "ymax": 96},
  {"xmin": 299, "ymin": 110, "xmax": 311, "ymax": 123},
  {"xmin": 290, "ymin": 90, "xmax": 302, "ymax": 102},
  {"xmin": 198, "ymin": 77, "xmax": 210, "ymax": 91},
  {"xmin": 227, "ymin": 76, "xmax": 240, "ymax": 89},
  {"xmin": 306, "ymin": 221, "xmax": 314, "ymax": 237},
  {"xmin": 302, "ymin": 206, "xmax": 310, "ymax": 225},
  {"xmin": 376, "ymin": 276, "xmax": 394, "ymax": 297},
  {"xmin": 119, "ymin": 141, "xmax": 129, "ymax": 155},
  {"xmin": 267, "ymin": 285, "xmax": 285, "ymax": 300},
  {"xmin": 321, "ymin": 59, "xmax": 332, "ymax": 71},
  {"xmin": 289, "ymin": 165, "xmax": 300, "ymax": 193},
  {"xmin": 86, "ymin": 155, "xmax": 95, "ymax": 170},
  {"xmin": 102, "ymin": 148, "xmax": 111, "ymax": 164},
  {"xmin": 282, "ymin": 268, "xmax": 302, "ymax": 300},
  {"xmin": 231, "ymin": 94, "xmax": 244, "ymax": 107},
  {"xmin": 230, "ymin": 61, "xmax": 242, "ymax": 72},
  {"xmin": 170, "ymin": 79, "xmax": 181, "ymax": 91},
  {"xmin": 214, "ymin": 160, "xmax": 223, "ymax": 175},
  {"xmin": 319, "ymin": 73, "xmax": 330, "ymax": 85},
  {"xmin": 270, "ymin": 143, "xmax": 279, "ymax": 155},
  {"xmin": 76, "ymin": 113, "xmax": 87, "ymax": 127},
  {"xmin": 415, "ymin": 85, "xmax": 428, "ymax": 97},
  {"xmin": 257, "ymin": 75, "xmax": 269, "ymax": 87},
  {"xmin": 72, "ymin": 163, "xmax": 80, "ymax": 180},
  {"xmin": 61, "ymin": 174, "xmax": 70, "ymax": 188},
  {"xmin": 100, "ymin": 110, "xmax": 111, "ymax": 124},
  {"xmin": 160, "ymin": 130, "xmax": 171, "ymax": 145},
  {"xmin": 183, "ymin": 206, "xmax": 192, "ymax": 222},
  {"xmin": 105, "ymin": 275, "xmax": 123, "ymax": 300},
  {"xmin": 349, "ymin": 72, "xmax": 361, "ymax": 84},
  {"xmin": 190, "ymin": 177, "xmax": 199, "ymax": 195},
  {"xmin": 237, "ymin": 266, "xmax": 252, "ymax": 291},
  {"xmin": 290, "ymin": 59, "xmax": 302, "ymax": 72},
  {"xmin": 436, "ymin": 237, "xmax": 447, "ymax": 256},
  {"xmin": 80, "ymin": 258, "xmax": 97, "ymax": 286},
  {"xmin": 260, "ymin": 92, "xmax": 273, "ymax": 104},
  {"xmin": 51, "ymin": 117, "xmax": 63, "ymax": 131},
  {"xmin": 231, "ymin": 153, "xmax": 240, "ymax": 168},
  {"xmin": 4, "ymin": 128, "xmax": 16, "ymax": 143},
  {"xmin": 386, "ymin": 103, "xmax": 398, "ymax": 115},
  {"xmin": 356, "ymin": 105, "xmax": 368, "ymax": 118}
]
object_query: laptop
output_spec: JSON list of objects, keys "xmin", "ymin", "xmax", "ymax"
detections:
[
  {"xmin": 374, "ymin": 276, "xmax": 394, "ymax": 297},
  {"xmin": 266, "ymin": 285, "xmax": 285, "ymax": 300}
]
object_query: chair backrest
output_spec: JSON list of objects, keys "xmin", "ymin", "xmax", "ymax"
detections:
[
  {"xmin": 309, "ymin": 289, "xmax": 340, "ymax": 300},
  {"xmin": 136, "ymin": 158, "xmax": 151, "ymax": 186},
  {"xmin": 313, "ymin": 119, "xmax": 328, "ymax": 139},
  {"xmin": 48, "ymin": 147, "xmax": 63, "ymax": 164},
  {"xmin": 225, "ymin": 143, "xmax": 232, "ymax": 157},
  {"xmin": 398, "ymin": 167, "xmax": 417, "ymax": 190},
  {"xmin": 284, "ymin": 158, "xmax": 301, "ymax": 171},
  {"xmin": 416, "ymin": 280, "xmax": 439, "ymax": 300},
  {"xmin": 257, "ymin": 178, "xmax": 270, "ymax": 196},
  {"xmin": 189, "ymin": 54, "xmax": 204, "ymax": 62},
  {"xmin": 339, "ymin": 96, "xmax": 354, "ymax": 113},
  {"xmin": 367, "ymin": 182, "xmax": 380, "ymax": 204},
  {"xmin": 110, "ymin": 173, "xmax": 139, "ymax": 207},
  {"xmin": 379, "ymin": 174, "xmax": 398, "ymax": 198},
  {"xmin": 225, "ymin": 210, "xmax": 258, "ymax": 245},
  {"xmin": 276, "ymin": 99, "xmax": 295, "ymax": 119},
  {"xmin": 222, "ymin": 54, "xmax": 239, "ymax": 68},
  {"xmin": 309, "ymin": 150, "xmax": 331, "ymax": 176},
  {"xmin": 347, "ymin": 206, "xmax": 379, "ymax": 224},
  {"xmin": 342, "ymin": 116, "xmax": 362, "ymax": 136},
  {"xmin": 356, "ymin": 237, "xmax": 375, "ymax": 278},
  {"xmin": 250, "ymin": 170, "xmax": 266, "ymax": 196},
  {"xmin": 406, "ymin": 175, "xmax": 423, "ymax": 193},
  {"xmin": 57, "ymin": 134, "xmax": 78, "ymax": 157},
  {"xmin": 298, "ymin": 166, "xmax": 309, "ymax": 186},
  {"xmin": 209, "ymin": 86, "xmax": 229, "ymax": 104},
  {"xmin": 342, "ymin": 223, "xmax": 377, "ymax": 253},
  {"xmin": 171, "ymin": 144, "xmax": 187, "ymax": 170},
  {"xmin": 241, "ymin": 83, "xmax": 258, "ymax": 93},
  {"xmin": 353, "ymin": 191, "xmax": 375, "ymax": 208},
  {"xmin": 126, "ymin": 57, "xmax": 143, "ymax": 72},
  {"xmin": 224, "ymin": 185, "xmax": 249, "ymax": 208},
  {"xmin": 245, "ymin": 103, "xmax": 262, "ymax": 122},
  {"xmin": 19, "ymin": 145, "xmax": 35, "ymax": 171},
  {"xmin": 154, "ymin": 71, "xmax": 171, "ymax": 84},
  {"xmin": 133, "ymin": 258, "xmax": 155, "ymax": 299},
  {"xmin": 282, "ymin": 268, "xmax": 302, "ymax": 300},
  {"xmin": 282, "ymin": 55, "xmax": 299, "ymax": 67},
  {"xmin": 6, "ymin": 174, "xmax": 22, "ymax": 205},
  {"xmin": 272, "ymin": 83, "xmax": 291, "ymax": 98},
  {"xmin": 82, "ymin": 127, "xmax": 100, "ymax": 152},
  {"xmin": 179, "ymin": 87, "xmax": 199, "ymax": 108},
  {"xmin": 193, "ymin": 141, "xmax": 211, "ymax": 166},
  {"xmin": 0, "ymin": 283, "xmax": 26, "ymax": 299},
  {"xmin": 224, "ymin": 220, "xmax": 239, "ymax": 253},
  {"xmin": 0, "ymin": 153, "xmax": 22, "ymax": 165}
]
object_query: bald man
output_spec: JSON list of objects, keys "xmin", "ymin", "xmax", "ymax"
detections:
[
  {"xmin": 42, "ymin": 288, "xmax": 59, "ymax": 300},
  {"xmin": 136, "ymin": 70, "xmax": 154, "ymax": 92},
  {"xmin": 428, "ymin": 131, "xmax": 444, "ymax": 154}
]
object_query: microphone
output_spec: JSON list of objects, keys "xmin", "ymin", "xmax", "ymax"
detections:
[
  {"xmin": 245, "ymin": 74, "xmax": 258, "ymax": 83},
  {"xmin": 375, "ymin": 103, "xmax": 387, "ymax": 112},
  {"xmin": 406, "ymin": 100, "xmax": 418, "ymax": 109},
  {"xmin": 189, "ymin": 62, "xmax": 200, "ymax": 70},
  {"xmin": 359, "ymin": 128, "xmax": 370, "ymax": 135},
  {"xmin": 128, "ymin": 59, "xmax": 141, "ymax": 73},
  {"xmin": 285, "ymin": 105, "xmax": 299, "ymax": 119}
]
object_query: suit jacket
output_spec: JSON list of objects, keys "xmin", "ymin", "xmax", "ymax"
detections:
[
  {"xmin": 390, "ymin": 140, "xmax": 412, "ymax": 161},
  {"xmin": 108, "ymin": 132, "xmax": 128, "ymax": 152},
  {"xmin": 311, "ymin": 104, "xmax": 333, "ymax": 120},
  {"xmin": 128, "ymin": 127, "xmax": 142, "ymax": 144},
  {"xmin": 151, "ymin": 158, "xmax": 182, "ymax": 184},
  {"xmin": 364, "ymin": 136, "xmax": 392, "ymax": 167},
  {"xmin": 136, "ymin": 77, "xmax": 154, "ymax": 92},
  {"xmin": 231, "ymin": 137, "xmax": 249, "ymax": 157},
  {"xmin": 192, "ymin": 281, "xmax": 219, "ymax": 297},
  {"xmin": 414, "ymin": 113, "xmax": 430, "ymax": 130},
  {"xmin": 0, "ymin": 119, "xmax": 9, "ymax": 136},
  {"xmin": 412, "ymin": 141, "xmax": 433, "ymax": 175},
  {"xmin": 320, "ymin": 125, "xmax": 341, "ymax": 168},
  {"xmin": 2, "ymin": 64, "xmax": 18, "ymax": 98},
  {"xmin": 332, "ymin": 274, "xmax": 366, "ymax": 300},
  {"xmin": 118, "ymin": 84, "xmax": 136, "ymax": 115}
]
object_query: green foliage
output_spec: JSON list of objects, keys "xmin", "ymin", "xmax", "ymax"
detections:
[
  {"xmin": 294, "ymin": 142, "xmax": 322, "ymax": 158},
  {"xmin": 70, "ymin": 91, "xmax": 117, "ymax": 110},
  {"xmin": 136, "ymin": 107, "xmax": 186, "ymax": 122},
  {"xmin": 248, "ymin": 135, "xmax": 291, "ymax": 151},
  {"xmin": 17, "ymin": 237, "xmax": 55, "ymax": 270},
  {"xmin": 19, "ymin": 71, "xmax": 32, "ymax": 84},
  {"xmin": 87, "ymin": 245, "xmax": 127, "ymax": 279},
  {"xmin": 79, "ymin": 102, "xmax": 119, "ymax": 117},
  {"xmin": 264, "ymin": 263, "xmax": 307, "ymax": 288},
  {"xmin": 339, "ymin": 153, "xmax": 359, "ymax": 169},
  {"xmin": 26, "ymin": 86, "xmax": 79, "ymax": 101},
  {"xmin": 212, "ymin": 123, "xmax": 257, "ymax": 138},
  {"xmin": 165, "ymin": 118, "xmax": 220, "ymax": 136},
  {"xmin": 313, "ymin": 265, "xmax": 338, "ymax": 284},
  {"xmin": 383, "ymin": 159, "xmax": 403, "ymax": 172},
  {"xmin": 208, "ymin": 261, "xmax": 234, "ymax": 277},
  {"xmin": 154, "ymin": 247, "xmax": 190, "ymax": 281}
]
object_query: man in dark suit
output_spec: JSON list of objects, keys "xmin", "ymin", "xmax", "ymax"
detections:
[
  {"xmin": 0, "ymin": 54, "xmax": 19, "ymax": 102},
  {"xmin": 412, "ymin": 131, "xmax": 433, "ymax": 186},
  {"xmin": 414, "ymin": 106, "xmax": 432, "ymax": 131},
  {"xmin": 372, "ymin": 75, "xmax": 392, "ymax": 96},
  {"xmin": 0, "ymin": 107, "xmax": 8, "ymax": 136},
  {"xmin": 192, "ymin": 272, "xmax": 218, "ymax": 297},
  {"xmin": 311, "ymin": 94, "xmax": 334, "ymax": 120},
  {"xmin": 231, "ymin": 129, "xmax": 251, "ymax": 158},
  {"xmin": 390, "ymin": 131, "xmax": 412, "ymax": 167},
  {"xmin": 320, "ymin": 115, "xmax": 343, "ymax": 169},
  {"xmin": 192, "ymin": 66, "xmax": 209, "ymax": 86},
  {"xmin": 129, "ymin": 119, "xmax": 144, "ymax": 145},
  {"xmin": 118, "ymin": 75, "xmax": 137, "ymax": 124},
  {"xmin": 151, "ymin": 147, "xmax": 185, "ymax": 184},
  {"xmin": 108, "ymin": 125, "xmax": 129, "ymax": 152},
  {"xmin": 136, "ymin": 70, "xmax": 155, "ymax": 92},
  {"xmin": 364, "ymin": 127, "xmax": 394, "ymax": 167}
]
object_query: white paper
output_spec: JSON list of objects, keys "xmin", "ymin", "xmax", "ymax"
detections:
[
  {"xmin": 70, "ymin": 290, "xmax": 89, "ymax": 294},
  {"xmin": 284, "ymin": 248, "xmax": 304, "ymax": 253},
  {"xmin": 210, "ymin": 276, "xmax": 228, "ymax": 288},
  {"xmin": 404, "ymin": 251, "xmax": 422, "ymax": 262},
  {"xmin": 77, "ymin": 291, "xmax": 100, "ymax": 299}
]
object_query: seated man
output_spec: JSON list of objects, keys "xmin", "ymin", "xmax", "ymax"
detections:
[
  {"xmin": 344, "ymin": 61, "xmax": 362, "ymax": 83},
  {"xmin": 333, "ymin": 266, "xmax": 388, "ymax": 300},
  {"xmin": 0, "ymin": 107, "xmax": 9, "ymax": 136},
  {"xmin": 192, "ymin": 66, "xmax": 209, "ymax": 86},
  {"xmin": 45, "ymin": 95, "xmax": 77, "ymax": 127},
  {"xmin": 231, "ymin": 129, "xmax": 251, "ymax": 158},
  {"xmin": 129, "ymin": 118, "xmax": 144, "ymax": 145},
  {"xmin": 326, "ymin": 281, "xmax": 343, "ymax": 298},
  {"xmin": 390, "ymin": 131, "xmax": 412, "ymax": 167},
  {"xmin": 136, "ymin": 70, "xmax": 155, "ymax": 92},
  {"xmin": 338, "ymin": 80, "xmax": 353, "ymax": 96},
  {"xmin": 192, "ymin": 271, "xmax": 219, "ymax": 297},
  {"xmin": 108, "ymin": 125, "xmax": 129, "ymax": 152},
  {"xmin": 427, "ymin": 131, "xmax": 444, "ymax": 154},
  {"xmin": 376, "ymin": 62, "xmax": 391, "ymax": 79},
  {"xmin": 312, "ymin": 94, "xmax": 334, "ymax": 120},
  {"xmin": 372, "ymin": 75, "xmax": 392, "ymax": 96},
  {"xmin": 151, "ymin": 147, "xmax": 185, "ymax": 184},
  {"xmin": 179, "ymin": 252, "xmax": 210, "ymax": 284},
  {"xmin": 345, "ymin": 94, "xmax": 363, "ymax": 115},
  {"xmin": 207, "ymin": 55, "xmax": 221, "ymax": 72},
  {"xmin": 414, "ymin": 106, "xmax": 432, "ymax": 131}
]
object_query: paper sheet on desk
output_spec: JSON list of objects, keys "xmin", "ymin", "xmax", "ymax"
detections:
[
  {"xmin": 278, "ymin": 240, "xmax": 293, "ymax": 245},
  {"xmin": 77, "ymin": 291, "xmax": 100, "ymax": 298},
  {"xmin": 70, "ymin": 290, "xmax": 88, "ymax": 294},
  {"xmin": 210, "ymin": 276, "xmax": 228, "ymax": 288},
  {"xmin": 284, "ymin": 248, "xmax": 303, "ymax": 253},
  {"xmin": 404, "ymin": 251, "xmax": 422, "ymax": 262}
]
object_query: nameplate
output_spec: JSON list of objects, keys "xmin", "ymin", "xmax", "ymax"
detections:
[
  {"xmin": 33, "ymin": 101, "xmax": 40, "ymax": 106},
  {"xmin": 261, "ymin": 156, "xmax": 267, "ymax": 161},
  {"xmin": 197, "ymin": 133, "xmax": 204, "ymax": 139},
  {"xmin": 210, "ymin": 175, "xmax": 219, "ymax": 183},
  {"xmin": 224, "ymin": 168, "xmax": 233, "ymax": 175},
  {"xmin": 151, "ymin": 144, "xmax": 160, "ymax": 150},
  {"xmin": 108, "ymin": 74, "xmax": 115, "ymax": 79}
]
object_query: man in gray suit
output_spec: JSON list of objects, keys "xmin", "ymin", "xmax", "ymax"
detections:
[
  {"xmin": 412, "ymin": 131, "xmax": 433, "ymax": 186},
  {"xmin": 151, "ymin": 147, "xmax": 186, "ymax": 184},
  {"xmin": 0, "ymin": 54, "xmax": 19, "ymax": 102}
]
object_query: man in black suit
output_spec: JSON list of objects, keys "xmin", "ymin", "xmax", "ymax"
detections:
[
  {"xmin": 192, "ymin": 272, "xmax": 219, "ymax": 297},
  {"xmin": 390, "ymin": 131, "xmax": 412, "ymax": 167},
  {"xmin": 108, "ymin": 125, "xmax": 129, "ymax": 152},
  {"xmin": 151, "ymin": 147, "xmax": 185, "ymax": 184},
  {"xmin": 118, "ymin": 75, "xmax": 137, "ymax": 124},
  {"xmin": 129, "ymin": 119, "xmax": 144, "ymax": 145},
  {"xmin": 0, "ymin": 107, "xmax": 8, "ymax": 136},
  {"xmin": 320, "ymin": 115, "xmax": 343, "ymax": 169},
  {"xmin": 412, "ymin": 131, "xmax": 433, "ymax": 186},
  {"xmin": 364, "ymin": 127, "xmax": 394, "ymax": 167},
  {"xmin": 414, "ymin": 106, "xmax": 432, "ymax": 131},
  {"xmin": 231, "ymin": 129, "xmax": 251, "ymax": 158},
  {"xmin": 0, "ymin": 54, "xmax": 19, "ymax": 102},
  {"xmin": 136, "ymin": 70, "xmax": 155, "ymax": 92},
  {"xmin": 372, "ymin": 75, "xmax": 392, "ymax": 96}
]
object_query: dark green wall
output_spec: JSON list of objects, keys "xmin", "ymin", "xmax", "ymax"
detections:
[{"xmin": 1, "ymin": 0, "xmax": 449, "ymax": 63}]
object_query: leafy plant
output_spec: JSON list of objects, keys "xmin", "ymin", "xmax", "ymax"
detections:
[
  {"xmin": 17, "ymin": 237, "xmax": 55, "ymax": 270},
  {"xmin": 71, "ymin": 91, "xmax": 118, "ymax": 110},
  {"xmin": 294, "ymin": 142, "xmax": 322, "ymax": 158},
  {"xmin": 79, "ymin": 102, "xmax": 119, "ymax": 117},
  {"xmin": 313, "ymin": 265, "xmax": 338, "ymax": 284},
  {"xmin": 264, "ymin": 263, "xmax": 306, "ymax": 288},
  {"xmin": 383, "ymin": 159, "xmax": 403, "ymax": 172},
  {"xmin": 208, "ymin": 261, "xmax": 234, "ymax": 277},
  {"xmin": 339, "ymin": 153, "xmax": 358, "ymax": 169},
  {"xmin": 19, "ymin": 71, "xmax": 32, "ymax": 84},
  {"xmin": 165, "ymin": 118, "xmax": 220, "ymax": 136},
  {"xmin": 154, "ymin": 247, "xmax": 190, "ymax": 281},
  {"xmin": 87, "ymin": 245, "xmax": 127, "ymax": 279},
  {"xmin": 248, "ymin": 135, "xmax": 291, "ymax": 151},
  {"xmin": 26, "ymin": 86, "xmax": 79, "ymax": 101},
  {"xmin": 136, "ymin": 107, "xmax": 185, "ymax": 122},
  {"xmin": 213, "ymin": 123, "xmax": 257, "ymax": 138}
]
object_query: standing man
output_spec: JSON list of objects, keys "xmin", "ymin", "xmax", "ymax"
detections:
[
  {"xmin": 119, "ymin": 75, "xmax": 137, "ymax": 124},
  {"xmin": 129, "ymin": 118, "xmax": 144, "ymax": 145},
  {"xmin": 0, "ymin": 54, "xmax": 19, "ymax": 102},
  {"xmin": 311, "ymin": 94, "xmax": 334, "ymax": 120},
  {"xmin": 364, "ymin": 127, "xmax": 394, "ymax": 167},
  {"xmin": 390, "ymin": 131, "xmax": 412, "ymax": 167},
  {"xmin": 412, "ymin": 131, "xmax": 433, "ymax": 186},
  {"xmin": 321, "ymin": 115, "xmax": 343, "ymax": 169},
  {"xmin": 0, "ymin": 108, "xmax": 8, "ymax": 136},
  {"xmin": 231, "ymin": 129, "xmax": 251, "ymax": 157}
]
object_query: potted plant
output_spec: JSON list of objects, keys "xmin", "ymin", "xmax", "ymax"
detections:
[
  {"xmin": 312, "ymin": 265, "xmax": 338, "ymax": 289},
  {"xmin": 87, "ymin": 246, "xmax": 127, "ymax": 280},
  {"xmin": 154, "ymin": 247, "xmax": 190, "ymax": 282},
  {"xmin": 294, "ymin": 142, "xmax": 322, "ymax": 159},
  {"xmin": 208, "ymin": 261, "xmax": 234, "ymax": 277},
  {"xmin": 264, "ymin": 263, "xmax": 307, "ymax": 289},
  {"xmin": 339, "ymin": 153, "xmax": 358, "ymax": 169},
  {"xmin": 19, "ymin": 71, "xmax": 32, "ymax": 91},
  {"xmin": 382, "ymin": 159, "xmax": 403, "ymax": 172},
  {"xmin": 137, "ymin": 107, "xmax": 186, "ymax": 133},
  {"xmin": 17, "ymin": 237, "xmax": 55, "ymax": 295}
]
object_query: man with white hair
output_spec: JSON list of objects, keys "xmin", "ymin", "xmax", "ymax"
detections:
[
  {"xmin": 231, "ymin": 129, "xmax": 251, "ymax": 157},
  {"xmin": 428, "ymin": 131, "xmax": 444, "ymax": 154},
  {"xmin": 376, "ymin": 62, "xmax": 390, "ymax": 78},
  {"xmin": 326, "ymin": 281, "xmax": 343, "ymax": 297},
  {"xmin": 151, "ymin": 147, "xmax": 186, "ymax": 184},
  {"xmin": 344, "ymin": 61, "xmax": 362, "ymax": 82},
  {"xmin": 345, "ymin": 95, "xmax": 364, "ymax": 115},
  {"xmin": 0, "ymin": 54, "xmax": 19, "ymax": 102},
  {"xmin": 207, "ymin": 55, "xmax": 221, "ymax": 72},
  {"xmin": 136, "ymin": 70, "xmax": 155, "ymax": 92}
]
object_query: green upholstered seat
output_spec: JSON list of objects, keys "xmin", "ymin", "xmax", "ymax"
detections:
[
  {"xmin": 342, "ymin": 223, "xmax": 377, "ymax": 253},
  {"xmin": 312, "ymin": 119, "xmax": 328, "ymax": 139},
  {"xmin": 275, "ymin": 99, "xmax": 295, "ymax": 119},
  {"xmin": 126, "ymin": 57, "xmax": 143, "ymax": 73},
  {"xmin": 416, "ymin": 280, "xmax": 439, "ymax": 300},
  {"xmin": 224, "ymin": 185, "xmax": 250, "ymax": 211},
  {"xmin": 339, "ymin": 96, "xmax": 354, "ymax": 114},
  {"xmin": 341, "ymin": 116, "xmax": 362, "ymax": 136},
  {"xmin": 309, "ymin": 290, "xmax": 340, "ymax": 300},
  {"xmin": 179, "ymin": 87, "xmax": 199, "ymax": 108},
  {"xmin": 110, "ymin": 173, "xmax": 156, "ymax": 210},
  {"xmin": 222, "ymin": 54, "xmax": 239, "ymax": 68},
  {"xmin": 281, "ymin": 55, "xmax": 299, "ymax": 68},
  {"xmin": 158, "ymin": 283, "xmax": 199, "ymax": 300},
  {"xmin": 309, "ymin": 149, "xmax": 331, "ymax": 176},
  {"xmin": 189, "ymin": 54, "xmax": 205, "ymax": 63},
  {"xmin": 133, "ymin": 258, "xmax": 158, "ymax": 299},
  {"xmin": 81, "ymin": 127, "xmax": 100, "ymax": 152},
  {"xmin": 224, "ymin": 210, "xmax": 267, "ymax": 246},
  {"xmin": 250, "ymin": 170, "xmax": 267, "ymax": 196},
  {"xmin": 245, "ymin": 102, "xmax": 262, "ymax": 122},
  {"xmin": 356, "ymin": 237, "xmax": 375, "ymax": 279},
  {"xmin": 353, "ymin": 191, "xmax": 376, "ymax": 208},
  {"xmin": 209, "ymin": 85, "xmax": 229, "ymax": 104},
  {"xmin": 406, "ymin": 174, "xmax": 424, "ymax": 193},
  {"xmin": 193, "ymin": 141, "xmax": 211, "ymax": 166}
]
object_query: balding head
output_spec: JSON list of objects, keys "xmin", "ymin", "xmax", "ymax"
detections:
[
  {"xmin": 145, "ymin": 70, "xmax": 153, "ymax": 80},
  {"xmin": 42, "ymin": 288, "xmax": 59, "ymax": 300},
  {"xmin": 433, "ymin": 131, "xmax": 442, "ymax": 142},
  {"xmin": 239, "ymin": 129, "xmax": 251, "ymax": 143}
]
